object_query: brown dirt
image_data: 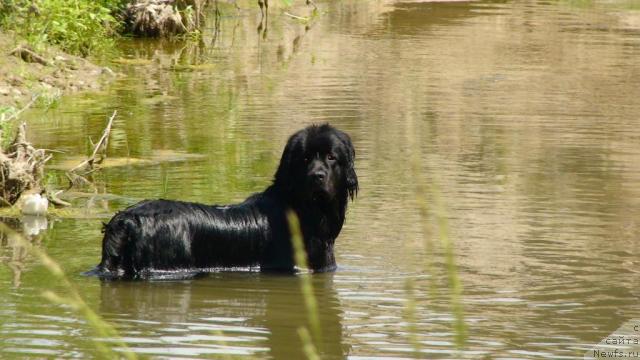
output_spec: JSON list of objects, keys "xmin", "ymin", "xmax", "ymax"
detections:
[{"xmin": 0, "ymin": 32, "xmax": 115, "ymax": 110}]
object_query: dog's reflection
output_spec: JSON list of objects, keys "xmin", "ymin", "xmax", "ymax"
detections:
[{"xmin": 99, "ymin": 273, "xmax": 348, "ymax": 359}]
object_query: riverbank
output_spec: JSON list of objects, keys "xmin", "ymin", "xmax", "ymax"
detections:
[{"xmin": 0, "ymin": 32, "xmax": 114, "ymax": 112}]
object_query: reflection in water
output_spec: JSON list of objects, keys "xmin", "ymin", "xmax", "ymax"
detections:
[
  {"xmin": 99, "ymin": 273, "xmax": 346, "ymax": 358},
  {"xmin": 377, "ymin": 1, "xmax": 482, "ymax": 34},
  {"xmin": 22, "ymin": 216, "xmax": 48, "ymax": 237},
  {"xmin": 0, "ymin": 217, "xmax": 47, "ymax": 287}
]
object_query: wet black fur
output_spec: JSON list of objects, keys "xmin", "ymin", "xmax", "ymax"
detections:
[{"xmin": 91, "ymin": 124, "xmax": 358, "ymax": 279}]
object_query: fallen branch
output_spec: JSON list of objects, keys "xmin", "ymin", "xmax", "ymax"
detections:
[
  {"xmin": 0, "ymin": 196, "xmax": 13, "ymax": 207},
  {"xmin": 46, "ymin": 189, "xmax": 71, "ymax": 207},
  {"xmin": 66, "ymin": 172, "xmax": 92, "ymax": 189},
  {"xmin": 10, "ymin": 45, "xmax": 51, "ymax": 66},
  {"xmin": 283, "ymin": 12, "xmax": 308, "ymax": 21},
  {"xmin": 68, "ymin": 111, "xmax": 117, "ymax": 175},
  {"xmin": 2, "ymin": 95, "xmax": 40, "ymax": 123}
]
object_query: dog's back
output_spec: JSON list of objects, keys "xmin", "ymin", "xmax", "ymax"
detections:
[{"xmin": 93, "ymin": 197, "xmax": 281, "ymax": 279}]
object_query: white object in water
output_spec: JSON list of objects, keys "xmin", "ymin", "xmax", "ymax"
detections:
[
  {"xmin": 21, "ymin": 193, "xmax": 49, "ymax": 216},
  {"xmin": 23, "ymin": 215, "xmax": 48, "ymax": 236}
]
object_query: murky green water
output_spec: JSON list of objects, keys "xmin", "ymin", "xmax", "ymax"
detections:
[{"xmin": 2, "ymin": 0, "xmax": 640, "ymax": 358}]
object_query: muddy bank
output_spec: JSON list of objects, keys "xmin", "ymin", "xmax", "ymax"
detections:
[{"xmin": 0, "ymin": 33, "xmax": 114, "ymax": 110}]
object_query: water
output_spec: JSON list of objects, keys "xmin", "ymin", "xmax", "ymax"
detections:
[{"xmin": 2, "ymin": 0, "xmax": 640, "ymax": 358}]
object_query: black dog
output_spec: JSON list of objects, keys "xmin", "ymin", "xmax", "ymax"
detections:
[{"xmin": 91, "ymin": 124, "xmax": 358, "ymax": 279}]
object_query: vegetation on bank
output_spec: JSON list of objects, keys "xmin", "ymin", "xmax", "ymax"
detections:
[
  {"xmin": 0, "ymin": 32, "xmax": 108, "ymax": 110},
  {"xmin": 0, "ymin": 0, "xmax": 204, "ymax": 58},
  {"xmin": 0, "ymin": 0, "xmax": 206, "ymax": 110},
  {"xmin": 0, "ymin": 0, "xmax": 125, "ymax": 57}
]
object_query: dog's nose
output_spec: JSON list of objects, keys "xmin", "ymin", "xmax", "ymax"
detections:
[{"xmin": 312, "ymin": 171, "xmax": 326, "ymax": 182}]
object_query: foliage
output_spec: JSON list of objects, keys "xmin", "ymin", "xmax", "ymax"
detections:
[
  {"xmin": 0, "ymin": 0, "xmax": 123, "ymax": 57},
  {"xmin": 0, "ymin": 106, "xmax": 17, "ymax": 122}
]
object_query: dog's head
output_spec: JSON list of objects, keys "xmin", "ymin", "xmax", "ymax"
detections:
[{"xmin": 275, "ymin": 124, "xmax": 358, "ymax": 204}]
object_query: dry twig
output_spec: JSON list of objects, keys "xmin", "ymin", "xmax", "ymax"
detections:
[{"xmin": 68, "ymin": 111, "xmax": 117, "ymax": 175}]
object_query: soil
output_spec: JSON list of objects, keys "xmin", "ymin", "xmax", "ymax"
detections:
[{"xmin": 0, "ymin": 32, "xmax": 115, "ymax": 110}]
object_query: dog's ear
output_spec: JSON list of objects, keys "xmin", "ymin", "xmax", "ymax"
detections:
[
  {"xmin": 274, "ymin": 143, "xmax": 293, "ymax": 191},
  {"xmin": 274, "ymin": 131, "xmax": 303, "ymax": 192},
  {"xmin": 336, "ymin": 131, "xmax": 358, "ymax": 201},
  {"xmin": 345, "ymin": 151, "xmax": 358, "ymax": 201}
]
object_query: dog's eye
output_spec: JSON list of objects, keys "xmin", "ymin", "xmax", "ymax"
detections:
[{"xmin": 327, "ymin": 154, "xmax": 336, "ymax": 161}]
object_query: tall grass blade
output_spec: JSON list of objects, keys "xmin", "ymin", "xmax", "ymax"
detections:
[
  {"xmin": 407, "ymin": 114, "xmax": 467, "ymax": 348},
  {"xmin": 0, "ymin": 223, "xmax": 137, "ymax": 360},
  {"xmin": 298, "ymin": 327, "xmax": 321, "ymax": 360},
  {"xmin": 431, "ymin": 183, "xmax": 467, "ymax": 347},
  {"xmin": 286, "ymin": 210, "xmax": 323, "ymax": 356},
  {"xmin": 403, "ymin": 277, "xmax": 422, "ymax": 354}
]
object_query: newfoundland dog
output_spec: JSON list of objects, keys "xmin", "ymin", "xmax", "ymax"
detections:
[{"xmin": 91, "ymin": 124, "xmax": 358, "ymax": 279}]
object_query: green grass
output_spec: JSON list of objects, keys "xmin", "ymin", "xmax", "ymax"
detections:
[
  {"xmin": 402, "ymin": 277, "xmax": 422, "ymax": 354},
  {"xmin": 1, "ymin": 0, "xmax": 122, "ymax": 57},
  {"xmin": 286, "ymin": 210, "xmax": 323, "ymax": 358},
  {"xmin": 430, "ymin": 182, "xmax": 467, "ymax": 347},
  {"xmin": 0, "ymin": 106, "xmax": 17, "ymax": 121}
]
